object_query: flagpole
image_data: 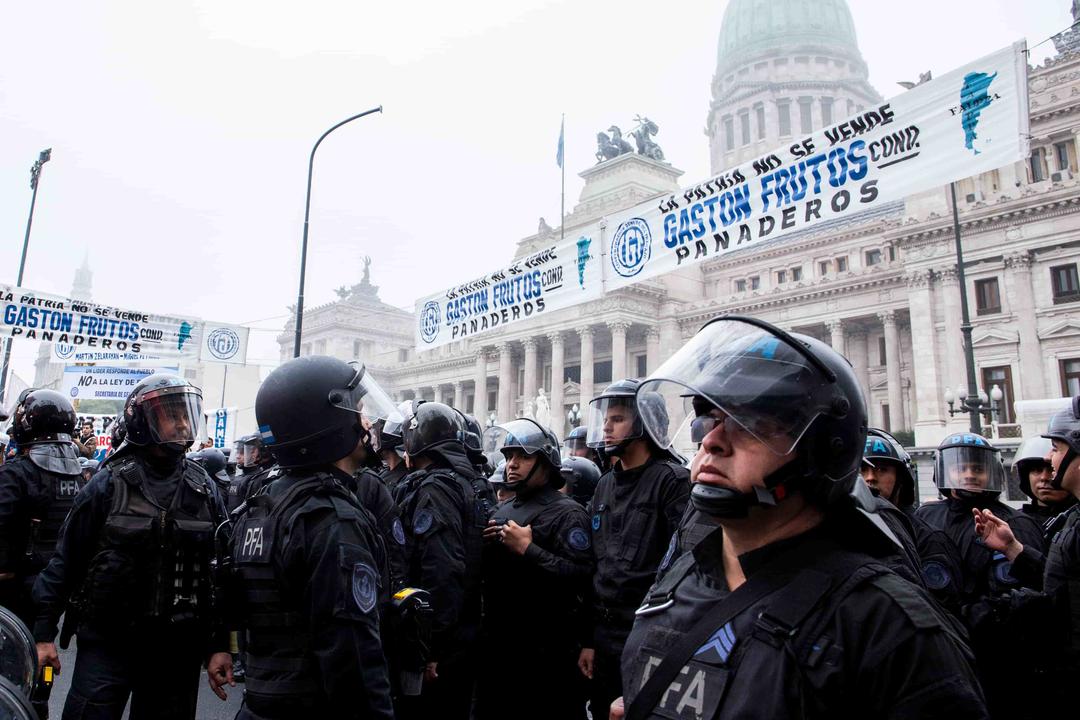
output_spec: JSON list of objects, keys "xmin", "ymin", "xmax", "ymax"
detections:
[{"xmin": 560, "ymin": 114, "xmax": 565, "ymax": 241}]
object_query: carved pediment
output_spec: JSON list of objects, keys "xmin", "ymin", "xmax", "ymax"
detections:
[
  {"xmin": 971, "ymin": 328, "xmax": 1019, "ymax": 347},
  {"xmin": 1038, "ymin": 318, "xmax": 1080, "ymax": 340}
]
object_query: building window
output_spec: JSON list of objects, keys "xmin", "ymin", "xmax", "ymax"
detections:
[
  {"xmin": 878, "ymin": 336, "xmax": 887, "ymax": 366},
  {"xmin": 1054, "ymin": 141, "xmax": 1075, "ymax": 173},
  {"xmin": 565, "ymin": 365, "xmax": 581, "ymax": 384},
  {"xmin": 1052, "ymin": 264, "xmax": 1080, "ymax": 303},
  {"xmin": 836, "ymin": 256, "xmax": 849, "ymax": 272},
  {"xmin": 777, "ymin": 101, "xmax": 791, "ymax": 136},
  {"xmin": 302, "ymin": 343, "xmax": 312, "ymax": 356},
  {"xmin": 821, "ymin": 97, "xmax": 833, "ymax": 126},
  {"xmin": 799, "ymin": 97, "xmax": 814, "ymax": 134},
  {"xmin": 981, "ymin": 366, "xmax": 1015, "ymax": 423},
  {"xmin": 755, "ymin": 104, "xmax": 766, "ymax": 140},
  {"xmin": 791, "ymin": 266, "xmax": 803, "ymax": 282},
  {"xmin": 488, "ymin": 390, "xmax": 498, "ymax": 413},
  {"xmin": 1030, "ymin": 147, "xmax": 1047, "ymax": 182},
  {"xmin": 594, "ymin": 360, "xmax": 613, "ymax": 385},
  {"xmin": 723, "ymin": 116, "xmax": 735, "ymax": 151},
  {"xmin": 735, "ymin": 278, "xmax": 747, "ymax": 293},
  {"xmin": 776, "ymin": 269, "xmax": 787, "ymax": 285},
  {"xmin": 466, "ymin": 394, "xmax": 475, "ymax": 414},
  {"xmin": 819, "ymin": 260, "xmax": 831, "ymax": 276},
  {"xmin": 1061, "ymin": 358, "xmax": 1080, "ymax": 396},
  {"xmin": 865, "ymin": 249, "xmax": 882, "ymax": 266},
  {"xmin": 881, "ymin": 404, "xmax": 891, "ymax": 432},
  {"xmin": 353, "ymin": 340, "xmax": 362, "ymax": 358},
  {"xmin": 636, "ymin": 354, "xmax": 648, "ymax": 378},
  {"xmin": 974, "ymin": 278, "xmax": 1001, "ymax": 315},
  {"xmin": 749, "ymin": 275, "xmax": 761, "ymax": 290},
  {"xmin": 887, "ymin": 245, "xmax": 896, "ymax": 262},
  {"xmin": 739, "ymin": 109, "xmax": 751, "ymax": 146}
]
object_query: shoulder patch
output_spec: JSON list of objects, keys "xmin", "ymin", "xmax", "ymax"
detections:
[
  {"xmin": 413, "ymin": 509, "xmax": 434, "ymax": 535},
  {"xmin": 392, "ymin": 517, "xmax": 406, "ymax": 545},
  {"xmin": 567, "ymin": 526, "xmax": 592, "ymax": 551},
  {"xmin": 592, "ymin": 513, "xmax": 601, "ymax": 531},
  {"xmin": 351, "ymin": 562, "xmax": 377, "ymax": 613},
  {"xmin": 921, "ymin": 560, "xmax": 952, "ymax": 591},
  {"xmin": 659, "ymin": 533, "xmax": 678, "ymax": 573}
]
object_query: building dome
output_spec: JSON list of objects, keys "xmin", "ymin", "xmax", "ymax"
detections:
[{"xmin": 716, "ymin": 0, "xmax": 860, "ymax": 76}]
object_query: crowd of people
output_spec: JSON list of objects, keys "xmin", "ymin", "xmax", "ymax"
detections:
[{"xmin": 0, "ymin": 313, "xmax": 1077, "ymax": 719}]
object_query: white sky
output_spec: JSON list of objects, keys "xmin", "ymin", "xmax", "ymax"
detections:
[{"xmin": 0, "ymin": 0, "xmax": 1070, "ymax": 380}]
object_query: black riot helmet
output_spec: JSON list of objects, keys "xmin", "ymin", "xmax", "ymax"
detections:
[
  {"xmin": 461, "ymin": 413, "xmax": 487, "ymax": 460},
  {"xmin": 637, "ymin": 315, "xmax": 869, "ymax": 520},
  {"xmin": 0, "ymin": 605, "xmax": 38, "ymax": 714},
  {"xmin": 402, "ymin": 402, "xmax": 466, "ymax": 457},
  {"xmin": 862, "ymin": 428, "xmax": 916, "ymax": 508},
  {"xmin": 108, "ymin": 416, "xmax": 126, "ymax": 455},
  {"xmin": 561, "ymin": 456, "xmax": 601, "ymax": 506},
  {"xmin": 255, "ymin": 356, "xmax": 397, "ymax": 469},
  {"xmin": 1042, "ymin": 396, "xmax": 1080, "ymax": 490},
  {"xmin": 239, "ymin": 433, "xmax": 268, "ymax": 469},
  {"xmin": 189, "ymin": 447, "xmax": 230, "ymax": 484},
  {"xmin": 8, "ymin": 389, "xmax": 77, "ymax": 446},
  {"xmin": 122, "ymin": 374, "xmax": 203, "ymax": 452},
  {"xmin": 586, "ymin": 379, "xmax": 645, "ymax": 456},
  {"xmin": 487, "ymin": 418, "xmax": 563, "ymax": 491},
  {"xmin": 934, "ymin": 432, "xmax": 1006, "ymax": 497},
  {"xmin": 1013, "ymin": 436, "xmax": 1054, "ymax": 499},
  {"xmin": 564, "ymin": 425, "xmax": 588, "ymax": 455}
]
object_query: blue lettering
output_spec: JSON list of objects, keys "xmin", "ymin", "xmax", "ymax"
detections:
[{"xmin": 664, "ymin": 214, "xmax": 678, "ymax": 248}]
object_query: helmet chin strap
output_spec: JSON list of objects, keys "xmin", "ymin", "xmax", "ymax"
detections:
[
  {"xmin": 1051, "ymin": 447, "xmax": 1077, "ymax": 490},
  {"xmin": 689, "ymin": 457, "xmax": 808, "ymax": 519}
]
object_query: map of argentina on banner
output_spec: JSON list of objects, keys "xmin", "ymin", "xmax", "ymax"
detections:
[
  {"xmin": 199, "ymin": 322, "xmax": 250, "ymax": 365},
  {"xmin": 414, "ymin": 234, "xmax": 604, "ymax": 349}
]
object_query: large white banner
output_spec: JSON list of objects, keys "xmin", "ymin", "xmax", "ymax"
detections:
[
  {"xmin": 414, "ymin": 42, "xmax": 1029, "ymax": 350},
  {"xmin": 62, "ymin": 365, "xmax": 178, "ymax": 401}
]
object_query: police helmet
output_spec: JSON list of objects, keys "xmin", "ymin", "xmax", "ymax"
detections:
[
  {"xmin": 461, "ymin": 413, "xmax": 486, "ymax": 457},
  {"xmin": 1042, "ymin": 396, "xmax": 1080, "ymax": 489},
  {"xmin": 8, "ymin": 389, "xmax": 77, "ymax": 446},
  {"xmin": 934, "ymin": 432, "xmax": 1006, "ymax": 496},
  {"xmin": 560, "ymin": 456, "xmax": 601, "ymax": 505},
  {"xmin": 586, "ymin": 379, "xmax": 645, "ymax": 455},
  {"xmin": 402, "ymin": 402, "xmax": 466, "ymax": 457},
  {"xmin": 255, "ymin": 356, "xmax": 397, "ymax": 469},
  {"xmin": 0, "ymin": 605, "xmax": 38, "ymax": 711},
  {"xmin": 488, "ymin": 418, "xmax": 563, "ymax": 490},
  {"xmin": 862, "ymin": 428, "xmax": 916, "ymax": 507},
  {"xmin": 1013, "ymin": 436, "xmax": 1053, "ymax": 499},
  {"xmin": 108, "ymin": 416, "xmax": 126, "ymax": 453},
  {"xmin": 239, "ymin": 433, "xmax": 268, "ymax": 469},
  {"xmin": 189, "ymin": 447, "xmax": 230, "ymax": 483},
  {"xmin": 564, "ymin": 425, "xmax": 588, "ymax": 454},
  {"xmin": 489, "ymin": 461, "xmax": 506, "ymax": 486},
  {"xmin": 122, "ymin": 374, "xmax": 203, "ymax": 449}
]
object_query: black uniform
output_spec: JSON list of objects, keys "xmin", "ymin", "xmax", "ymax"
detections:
[
  {"xmin": 396, "ymin": 447, "xmax": 484, "ymax": 719},
  {"xmin": 899, "ymin": 504, "xmax": 965, "ymax": 614},
  {"xmin": 381, "ymin": 462, "xmax": 409, "ymax": 501},
  {"xmin": 622, "ymin": 525, "xmax": 987, "ymax": 720},
  {"xmin": 475, "ymin": 485, "xmax": 595, "ymax": 720},
  {"xmin": 351, "ymin": 468, "xmax": 408, "ymax": 592},
  {"xmin": 231, "ymin": 467, "xmax": 394, "ymax": 719},
  {"xmin": 586, "ymin": 457, "xmax": 689, "ymax": 717},
  {"xmin": 31, "ymin": 452, "xmax": 227, "ymax": 720},
  {"xmin": 0, "ymin": 451, "xmax": 83, "ymax": 623},
  {"xmin": 239, "ymin": 462, "xmax": 280, "ymax": 504}
]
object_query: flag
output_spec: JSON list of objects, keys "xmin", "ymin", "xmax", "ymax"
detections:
[{"xmin": 556, "ymin": 116, "xmax": 564, "ymax": 169}]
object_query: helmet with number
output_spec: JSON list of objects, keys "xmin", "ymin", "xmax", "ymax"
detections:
[
  {"xmin": 1042, "ymin": 396, "xmax": 1080, "ymax": 489},
  {"xmin": 122, "ymin": 374, "xmax": 203, "ymax": 453},
  {"xmin": 487, "ymin": 418, "xmax": 563, "ymax": 491},
  {"xmin": 402, "ymin": 402, "xmax": 466, "ymax": 457},
  {"xmin": 1013, "ymin": 436, "xmax": 1053, "ymax": 499},
  {"xmin": 586, "ymin": 379, "xmax": 646, "ymax": 456},
  {"xmin": 934, "ymin": 432, "xmax": 1006, "ymax": 497},
  {"xmin": 8, "ymin": 389, "xmax": 77, "ymax": 446},
  {"xmin": 189, "ymin": 447, "xmax": 230, "ymax": 483},
  {"xmin": 862, "ymin": 428, "xmax": 916, "ymax": 507},
  {"xmin": 255, "ymin": 356, "xmax": 396, "ymax": 469},
  {"xmin": 637, "ymin": 315, "xmax": 871, "ymax": 521},
  {"xmin": 560, "ymin": 456, "xmax": 601, "ymax": 505}
]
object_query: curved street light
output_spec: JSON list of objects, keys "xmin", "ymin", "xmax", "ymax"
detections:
[{"xmin": 292, "ymin": 107, "xmax": 383, "ymax": 358}]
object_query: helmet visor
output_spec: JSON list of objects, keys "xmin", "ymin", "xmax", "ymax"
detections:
[
  {"xmin": 585, "ymin": 396, "xmax": 641, "ymax": 449},
  {"xmin": 937, "ymin": 446, "xmax": 1005, "ymax": 493},
  {"xmin": 487, "ymin": 419, "xmax": 556, "ymax": 459},
  {"xmin": 328, "ymin": 363, "xmax": 397, "ymax": 426},
  {"xmin": 142, "ymin": 390, "xmax": 203, "ymax": 445},
  {"xmin": 564, "ymin": 435, "xmax": 587, "ymax": 453},
  {"xmin": 637, "ymin": 318, "xmax": 837, "ymax": 456}
]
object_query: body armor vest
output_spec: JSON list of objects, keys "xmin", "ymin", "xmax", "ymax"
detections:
[
  {"xmin": 78, "ymin": 458, "xmax": 216, "ymax": 627},
  {"xmin": 12, "ymin": 454, "xmax": 82, "ymax": 575}
]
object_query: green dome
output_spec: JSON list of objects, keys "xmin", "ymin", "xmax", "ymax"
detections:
[{"xmin": 717, "ymin": 0, "xmax": 861, "ymax": 75}]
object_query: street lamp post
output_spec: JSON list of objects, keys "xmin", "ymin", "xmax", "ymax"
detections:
[
  {"xmin": 945, "ymin": 383, "xmax": 1003, "ymax": 431},
  {"xmin": 0, "ymin": 148, "xmax": 52, "ymax": 404},
  {"xmin": 948, "ymin": 181, "xmax": 986, "ymax": 435},
  {"xmin": 292, "ymin": 107, "xmax": 382, "ymax": 358},
  {"xmin": 566, "ymin": 403, "xmax": 581, "ymax": 428}
]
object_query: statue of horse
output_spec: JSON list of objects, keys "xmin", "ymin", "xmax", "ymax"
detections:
[
  {"xmin": 608, "ymin": 126, "xmax": 635, "ymax": 156},
  {"xmin": 631, "ymin": 116, "xmax": 665, "ymax": 162},
  {"xmin": 596, "ymin": 132, "xmax": 621, "ymax": 163}
]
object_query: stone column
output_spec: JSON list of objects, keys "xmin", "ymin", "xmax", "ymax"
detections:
[
  {"xmin": 906, "ymin": 270, "xmax": 946, "ymax": 444},
  {"xmin": 939, "ymin": 268, "xmax": 969, "ymax": 431},
  {"xmin": 879, "ymin": 310, "xmax": 906, "ymax": 431},
  {"xmin": 1004, "ymin": 251, "xmax": 1046, "ymax": 399},
  {"xmin": 825, "ymin": 319, "xmax": 846, "ymax": 357},
  {"xmin": 578, "ymin": 327, "xmax": 595, "ymax": 406},
  {"xmin": 473, "ymin": 351, "xmax": 488, "ymax": 423},
  {"xmin": 645, "ymin": 327, "xmax": 661, "ymax": 375},
  {"xmin": 609, "ymin": 321, "xmax": 630, "ymax": 381},
  {"xmin": 413, "ymin": 387, "xmax": 425, "ymax": 403},
  {"xmin": 452, "ymin": 381, "xmax": 464, "ymax": 411},
  {"xmin": 847, "ymin": 327, "xmax": 871, "ymax": 405},
  {"xmin": 432, "ymin": 385, "xmax": 443, "ymax": 404},
  {"xmin": 522, "ymin": 337, "xmax": 538, "ymax": 407},
  {"xmin": 497, "ymin": 342, "xmax": 513, "ymax": 423},
  {"xmin": 549, "ymin": 332, "xmax": 565, "ymax": 438}
]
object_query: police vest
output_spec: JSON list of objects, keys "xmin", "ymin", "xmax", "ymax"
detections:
[
  {"xmin": 78, "ymin": 458, "xmax": 216, "ymax": 626},
  {"xmin": 14, "ymin": 455, "xmax": 82, "ymax": 574},
  {"xmin": 231, "ymin": 473, "xmax": 371, "ymax": 702}
]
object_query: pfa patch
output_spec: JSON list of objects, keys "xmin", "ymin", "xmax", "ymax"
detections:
[
  {"xmin": 921, "ymin": 561, "xmax": 951, "ymax": 590},
  {"xmin": 352, "ymin": 562, "xmax": 377, "ymax": 613},
  {"xmin": 567, "ymin": 526, "xmax": 591, "ymax": 551},
  {"xmin": 392, "ymin": 517, "xmax": 406, "ymax": 545},
  {"xmin": 413, "ymin": 509, "xmax": 434, "ymax": 535},
  {"xmin": 592, "ymin": 514, "xmax": 601, "ymax": 531}
]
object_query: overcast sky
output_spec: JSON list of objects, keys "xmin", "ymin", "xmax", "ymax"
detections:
[{"xmin": 0, "ymin": 0, "xmax": 1070, "ymax": 380}]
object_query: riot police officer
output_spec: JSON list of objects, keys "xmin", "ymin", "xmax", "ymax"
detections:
[
  {"xmin": 475, "ymin": 418, "xmax": 594, "ymax": 720},
  {"xmin": 237, "ymin": 433, "xmax": 279, "ymax": 502},
  {"xmin": 560, "ymin": 455, "xmax": 601, "ymax": 507},
  {"xmin": 375, "ymin": 408, "xmax": 410, "ymax": 498},
  {"xmin": 396, "ymin": 401, "xmax": 485, "ymax": 720},
  {"xmin": 31, "ymin": 374, "xmax": 231, "ymax": 720},
  {"xmin": 188, "ymin": 448, "xmax": 231, "ymax": 497},
  {"xmin": 613, "ymin": 316, "xmax": 985, "ymax": 719},
  {"xmin": 578, "ymin": 379, "xmax": 689, "ymax": 718},
  {"xmin": 565, "ymin": 424, "xmax": 605, "ymax": 470},
  {"xmin": 1013, "ymin": 435, "xmax": 1076, "ymax": 528},
  {"xmin": 0, "ymin": 389, "xmax": 83, "ymax": 625},
  {"xmin": 229, "ymin": 356, "xmax": 397, "ymax": 719}
]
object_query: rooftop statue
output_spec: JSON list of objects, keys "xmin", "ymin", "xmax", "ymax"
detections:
[{"xmin": 631, "ymin": 115, "xmax": 665, "ymax": 162}]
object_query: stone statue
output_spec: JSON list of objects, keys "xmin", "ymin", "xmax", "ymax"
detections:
[
  {"xmin": 334, "ymin": 285, "xmax": 351, "ymax": 299},
  {"xmin": 538, "ymin": 217, "xmax": 553, "ymax": 235},
  {"xmin": 595, "ymin": 125, "xmax": 634, "ymax": 163},
  {"xmin": 361, "ymin": 255, "xmax": 372, "ymax": 285},
  {"xmin": 631, "ymin": 115, "xmax": 665, "ymax": 161},
  {"xmin": 534, "ymin": 388, "xmax": 551, "ymax": 429},
  {"xmin": 524, "ymin": 400, "xmax": 535, "ymax": 420}
]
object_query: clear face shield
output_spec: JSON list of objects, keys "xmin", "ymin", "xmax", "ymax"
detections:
[
  {"xmin": 636, "ymin": 319, "xmax": 837, "ymax": 458},
  {"xmin": 485, "ymin": 419, "xmax": 550, "ymax": 459},
  {"xmin": 936, "ymin": 446, "xmax": 1006, "ymax": 494},
  {"xmin": 327, "ymin": 363, "xmax": 398, "ymax": 438},
  {"xmin": 141, "ymin": 387, "xmax": 204, "ymax": 446},
  {"xmin": 585, "ymin": 397, "xmax": 641, "ymax": 449},
  {"xmin": 241, "ymin": 442, "xmax": 262, "ymax": 469}
]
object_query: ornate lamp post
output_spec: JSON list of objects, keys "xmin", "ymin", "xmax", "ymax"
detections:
[
  {"xmin": 944, "ymin": 383, "xmax": 1004, "ymax": 433},
  {"xmin": 566, "ymin": 403, "xmax": 581, "ymax": 428}
]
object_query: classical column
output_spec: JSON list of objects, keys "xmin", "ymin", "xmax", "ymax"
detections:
[
  {"xmin": 432, "ymin": 385, "xmax": 443, "ymax": 404},
  {"xmin": 413, "ymin": 387, "xmax": 425, "ymax": 403},
  {"xmin": 522, "ymin": 337, "xmax": 538, "ymax": 407},
  {"xmin": 452, "ymin": 381, "xmax": 464, "ymax": 411},
  {"xmin": 473, "ymin": 350, "xmax": 488, "ymax": 423},
  {"xmin": 825, "ymin": 319, "xmax": 846, "ymax": 357},
  {"xmin": 906, "ymin": 270, "xmax": 946, "ymax": 443},
  {"xmin": 497, "ymin": 342, "xmax": 513, "ymax": 423},
  {"xmin": 578, "ymin": 327, "xmax": 595, "ymax": 405},
  {"xmin": 847, "ymin": 327, "xmax": 871, "ymax": 405},
  {"xmin": 549, "ymin": 332, "xmax": 565, "ymax": 438},
  {"xmin": 608, "ymin": 321, "xmax": 630, "ymax": 381},
  {"xmin": 879, "ymin": 310, "xmax": 906, "ymax": 431},
  {"xmin": 939, "ymin": 268, "xmax": 968, "ymax": 431},
  {"xmin": 1004, "ymin": 251, "xmax": 1046, "ymax": 399},
  {"xmin": 645, "ymin": 327, "xmax": 661, "ymax": 375}
]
